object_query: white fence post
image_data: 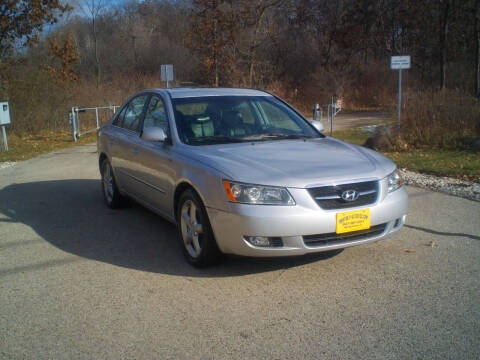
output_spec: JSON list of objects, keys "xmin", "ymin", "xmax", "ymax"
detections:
[
  {"xmin": 0, "ymin": 126, "xmax": 8, "ymax": 151},
  {"xmin": 70, "ymin": 107, "xmax": 77, "ymax": 142},
  {"xmin": 95, "ymin": 107, "xmax": 99, "ymax": 129}
]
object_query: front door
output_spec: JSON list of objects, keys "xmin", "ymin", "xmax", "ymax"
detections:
[{"xmin": 131, "ymin": 95, "xmax": 176, "ymax": 218}]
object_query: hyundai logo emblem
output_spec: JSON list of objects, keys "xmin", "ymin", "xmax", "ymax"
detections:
[{"xmin": 341, "ymin": 190, "xmax": 359, "ymax": 202}]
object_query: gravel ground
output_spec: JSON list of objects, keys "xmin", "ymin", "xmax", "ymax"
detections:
[
  {"xmin": 0, "ymin": 161, "xmax": 16, "ymax": 170},
  {"xmin": 400, "ymin": 169, "xmax": 480, "ymax": 202}
]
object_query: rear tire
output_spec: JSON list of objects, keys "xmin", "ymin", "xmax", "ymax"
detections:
[
  {"xmin": 177, "ymin": 189, "xmax": 222, "ymax": 267},
  {"xmin": 100, "ymin": 159, "xmax": 125, "ymax": 209}
]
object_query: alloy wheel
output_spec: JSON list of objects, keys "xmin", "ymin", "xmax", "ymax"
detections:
[
  {"xmin": 180, "ymin": 200, "xmax": 204, "ymax": 258},
  {"xmin": 102, "ymin": 163, "xmax": 114, "ymax": 203}
]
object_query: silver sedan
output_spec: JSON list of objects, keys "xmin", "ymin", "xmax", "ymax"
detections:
[{"xmin": 97, "ymin": 88, "xmax": 408, "ymax": 266}]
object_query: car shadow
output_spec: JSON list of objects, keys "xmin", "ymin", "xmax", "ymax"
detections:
[
  {"xmin": 0, "ymin": 179, "xmax": 341, "ymax": 277},
  {"xmin": 404, "ymin": 224, "xmax": 480, "ymax": 241}
]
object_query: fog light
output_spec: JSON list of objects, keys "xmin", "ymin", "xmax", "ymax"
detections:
[
  {"xmin": 244, "ymin": 236, "xmax": 284, "ymax": 247},
  {"xmin": 244, "ymin": 236, "xmax": 271, "ymax": 247}
]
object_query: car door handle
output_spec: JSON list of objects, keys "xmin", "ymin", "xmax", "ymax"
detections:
[{"xmin": 132, "ymin": 146, "xmax": 139, "ymax": 155}]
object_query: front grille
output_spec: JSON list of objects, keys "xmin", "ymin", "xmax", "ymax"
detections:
[
  {"xmin": 307, "ymin": 180, "xmax": 378, "ymax": 210},
  {"xmin": 303, "ymin": 223, "xmax": 387, "ymax": 247}
]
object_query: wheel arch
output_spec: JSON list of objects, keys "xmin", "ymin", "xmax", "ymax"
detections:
[
  {"xmin": 173, "ymin": 181, "xmax": 206, "ymax": 222},
  {"xmin": 173, "ymin": 179, "xmax": 223, "ymax": 265}
]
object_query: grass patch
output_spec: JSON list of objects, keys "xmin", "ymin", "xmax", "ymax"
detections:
[
  {"xmin": 332, "ymin": 128, "xmax": 370, "ymax": 145},
  {"xmin": 386, "ymin": 150, "xmax": 480, "ymax": 181},
  {"xmin": 0, "ymin": 131, "xmax": 97, "ymax": 162},
  {"xmin": 333, "ymin": 128, "xmax": 480, "ymax": 182}
]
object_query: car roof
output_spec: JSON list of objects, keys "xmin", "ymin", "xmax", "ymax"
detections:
[{"xmin": 156, "ymin": 87, "xmax": 271, "ymax": 99}]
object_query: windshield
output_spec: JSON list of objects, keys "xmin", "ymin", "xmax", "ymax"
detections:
[{"xmin": 171, "ymin": 96, "xmax": 322, "ymax": 145}]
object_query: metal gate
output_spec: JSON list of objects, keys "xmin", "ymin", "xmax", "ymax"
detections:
[
  {"xmin": 312, "ymin": 97, "xmax": 343, "ymax": 135},
  {"xmin": 69, "ymin": 105, "xmax": 119, "ymax": 141}
]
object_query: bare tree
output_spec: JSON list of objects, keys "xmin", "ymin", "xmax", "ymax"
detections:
[
  {"xmin": 232, "ymin": 0, "xmax": 285, "ymax": 87},
  {"xmin": 187, "ymin": 0, "xmax": 246, "ymax": 86},
  {"xmin": 475, "ymin": 0, "xmax": 480, "ymax": 95},
  {"xmin": 76, "ymin": 0, "xmax": 111, "ymax": 88},
  {"xmin": 439, "ymin": 0, "xmax": 452, "ymax": 91}
]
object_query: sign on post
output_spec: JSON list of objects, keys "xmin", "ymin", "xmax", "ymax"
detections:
[
  {"xmin": 391, "ymin": 56, "xmax": 411, "ymax": 130},
  {"xmin": 390, "ymin": 56, "xmax": 411, "ymax": 70},
  {"xmin": 161, "ymin": 64, "xmax": 174, "ymax": 88},
  {"xmin": 0, "ymin": 101, "xmax": 10, "ymax": 151}
]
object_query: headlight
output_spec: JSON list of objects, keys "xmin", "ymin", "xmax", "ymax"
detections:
[
  {"xmin": 386, "ymin": 169, "xmax": 404, "ymax": 193},
  {"xmin": 223, "ymin": 181, "xmax": 295, "ymax": 205}
]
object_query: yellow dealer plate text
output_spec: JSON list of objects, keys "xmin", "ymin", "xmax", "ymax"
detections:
[{"xmin": 336, "ymin": 209, "xmax": 371, "ymax": 234}]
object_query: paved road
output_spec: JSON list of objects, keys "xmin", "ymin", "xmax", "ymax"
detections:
[
  {"xmin": 310, "ymin": 110, "xmax": 391, "ymax": 131},
  {"xmin": 0, "ymin": 144, "xmax": 479, "ymax": 360}
]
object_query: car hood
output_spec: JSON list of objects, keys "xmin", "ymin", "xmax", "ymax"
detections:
[{"xmin": 185, "ymin": 138, "xmax": 396, "ymax": 188}]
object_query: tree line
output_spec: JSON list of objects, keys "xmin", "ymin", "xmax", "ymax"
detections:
[{"xmin": 0, "ymin": 0, "xmax": 479, "ymax": 132}]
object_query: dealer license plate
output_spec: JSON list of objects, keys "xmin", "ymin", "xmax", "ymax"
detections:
[{"xmin": 336, "ymin": 209, "xmax": 371, "ymax": 234}]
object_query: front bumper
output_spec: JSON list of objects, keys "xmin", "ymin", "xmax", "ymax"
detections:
[{"xmin": 207, "ymin": 185, "xmax": 408, "ymax": 257}]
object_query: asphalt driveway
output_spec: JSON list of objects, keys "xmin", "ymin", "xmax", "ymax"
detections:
[{"xmin": 0, "ymin": 144, "xmax": 479, "ymax": 359}]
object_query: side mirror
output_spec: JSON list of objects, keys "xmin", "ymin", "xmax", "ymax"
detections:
[
  {"xmin": 309, "ymin": 120, "xmax": 325, "ymax": 133},
  {"xmin": 141, "ymin": 126, "xmax": 167, "ymax": 142}
]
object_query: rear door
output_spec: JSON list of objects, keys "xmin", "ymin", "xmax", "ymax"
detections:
[
  {"xmin": 111, "ymin": 94, "xmax": 149, "ymax": 194},
  {"xmin": 104, "ymin": 105, "xmax": 126, "ymax": 179}
]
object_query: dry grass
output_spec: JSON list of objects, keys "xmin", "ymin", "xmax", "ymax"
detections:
[
  {"xmin": 6, "ymin": 69, "xmax": 162, "ymax": 134},
  {"xmin": 394, "ymin": 89, "xmax": 479, "ymax": 149},
  {"xmin": 0, "ymin": 131, "xmax": 96, "ymax": 162}
]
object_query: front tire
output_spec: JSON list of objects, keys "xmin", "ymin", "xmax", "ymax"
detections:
[
  {"xmin": 100, "ymin": 159, "xmax": 125, "ymax": 209},
  {"xmin": 177, "ymin": 189, "xmax": 222, "ymax": 267}
]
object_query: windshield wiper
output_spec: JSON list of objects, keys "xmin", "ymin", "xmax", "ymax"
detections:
[
  {"xmin": 187, "ymin": 135, "xmax": 246, "ymax": 144},
  {"xmin": 243, "ymin": 133, "xmax": 314, "ymax": 141}
]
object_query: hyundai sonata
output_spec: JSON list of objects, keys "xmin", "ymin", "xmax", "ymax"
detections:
[{"xmin": 97, "ymin": 88, "xmax": 407, "ymax": 266}]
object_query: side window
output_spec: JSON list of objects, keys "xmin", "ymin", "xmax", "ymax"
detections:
[
  {"xmin": 143, "ymin": 96, "xmax": 169, "ymax": 133},
  {"xmin": 122, "ymin": 95, "xmax": 148, "ymax": 132},
  {"xmin": 112, "ymin": 106, "xmax": 126, "ymax": 127}
]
